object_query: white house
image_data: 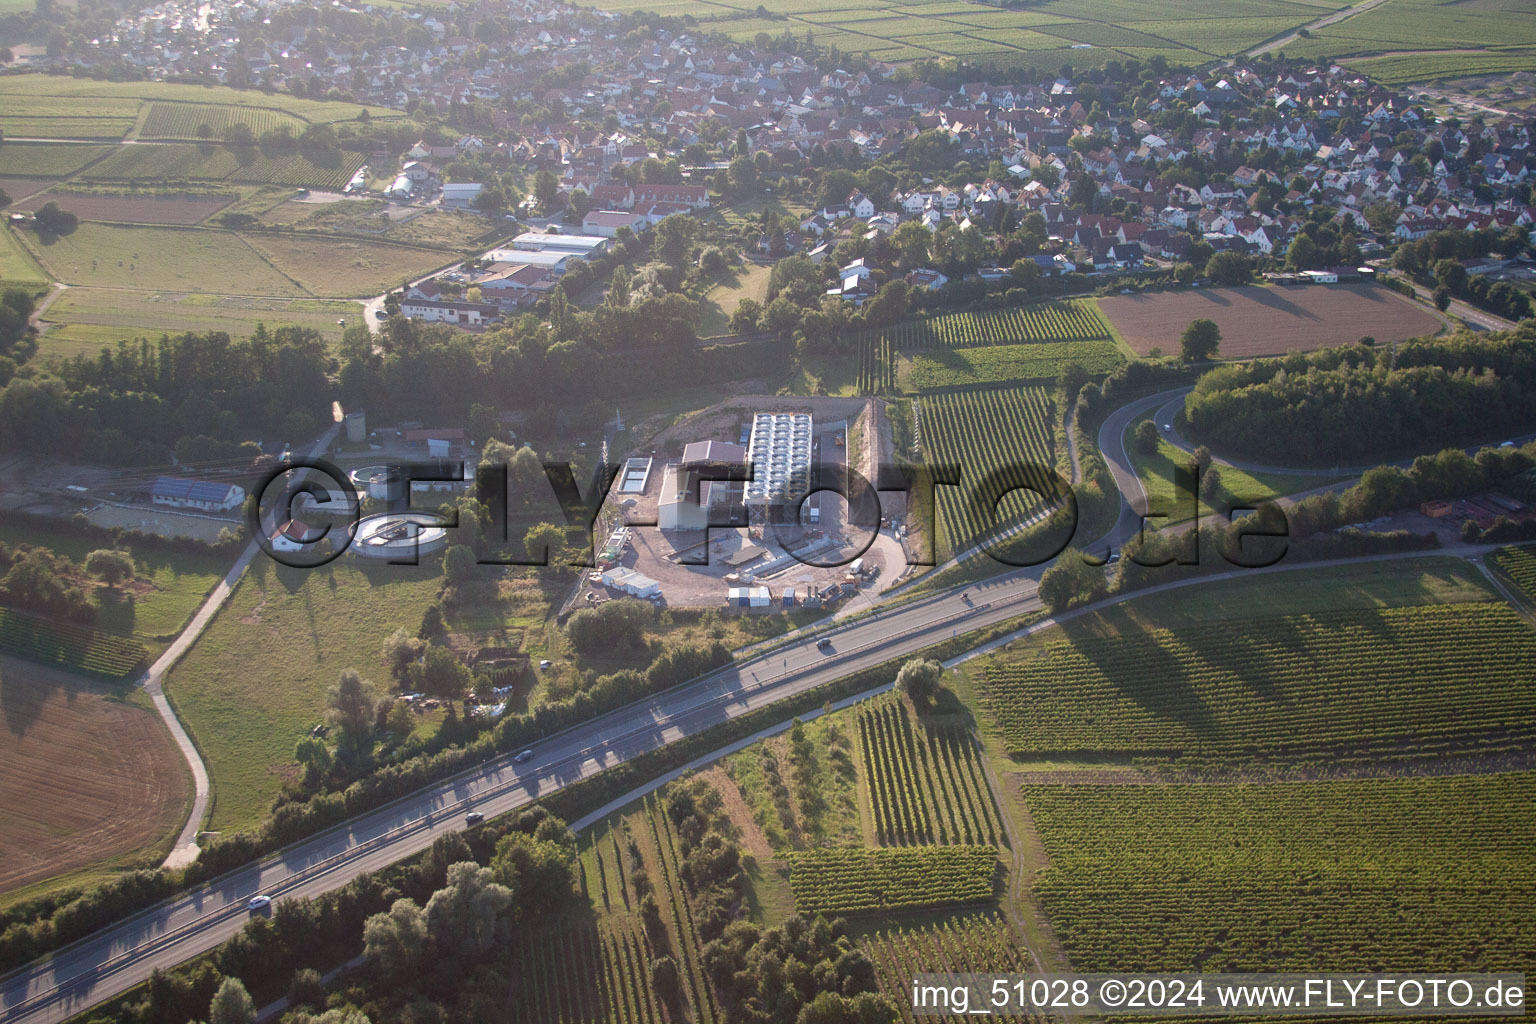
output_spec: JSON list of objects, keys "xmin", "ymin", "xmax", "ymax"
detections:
[{"xmin": 400, "ymin": 298, "xmax": 501, "ymax": 326}]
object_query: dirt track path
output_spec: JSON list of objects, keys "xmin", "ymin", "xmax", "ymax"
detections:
[{"xmin": 1243, "ymin": 0, "xmax": 1395, "ymax": 58}]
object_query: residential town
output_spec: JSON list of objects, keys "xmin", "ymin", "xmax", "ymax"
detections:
[{"xmin": 25, "ymin": 0, "xmax": 1533, "ymax": 328}]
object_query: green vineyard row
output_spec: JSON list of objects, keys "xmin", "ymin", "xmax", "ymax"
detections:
[
  {"xmin": 788, "ymin": 846, "xmax": 997, "ymax": 915},
  {"xmin": 916, "ymin": 385, "xmax": 1060, "ymax": 558},
  {"xmin": 1024, "ymin": 774, "xmax": 1536, "ymax": 975},
  {"xmin": 0, "ymin": 607, "xmax": 148, "ymax": 680},
  {"xmin": 858, "ymin": 697, "xmax": 1004, "ymax": 847},
  {"xmin": 982, "ymin": 602, "xmax": 1536, "ymax": 763}
]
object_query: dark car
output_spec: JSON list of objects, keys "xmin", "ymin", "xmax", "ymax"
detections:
[
  {"xmin": 465, "ymin": 811, "xmax": 485, "ymax": 825},
  {"xmin": 816, "ymin": 637, "xmax": 833, "ymax": 651}
]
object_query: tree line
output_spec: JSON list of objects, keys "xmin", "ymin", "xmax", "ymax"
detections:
[
  {"xmin": 1183, "ymin": 326, "xmax": 1536, "ymax": 465},
  {"xmin": 3, "ymin": 325, "xmax": 331, "ymax": 466}
]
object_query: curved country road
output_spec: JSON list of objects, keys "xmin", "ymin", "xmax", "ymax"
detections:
[{"xmin": 150, "ymin": 422, "xmax": 343, "ymax": 868}]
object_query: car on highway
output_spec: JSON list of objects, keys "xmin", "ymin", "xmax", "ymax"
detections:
[
  {"xmin": 816, "ymin": 637, "xmax": 833, "ymax": 651},
  {"xmin": 514, "ymin": 749, "xmax": 534, "ymax": 763},
  {"xmin": 247, "ymin": 895, "xmax": 271, "ymax": 914},
  {"xmin": 464, "ymin": 811, "xmax": 485, "ymax": 825}
]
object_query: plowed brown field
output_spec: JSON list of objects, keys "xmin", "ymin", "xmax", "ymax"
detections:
[
  {"xmin": 1099, "ymin": 283, "xmax": 1444, "ymax": 358},
  {"xmin": 0, "ymin": 656, "xmax": 189, "ymax": 895}
]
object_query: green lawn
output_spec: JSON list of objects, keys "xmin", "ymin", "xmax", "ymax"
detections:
[
  {"xmin": 698, "ymin": 261, "xmax": 770, "ymax": 338},
  {"xmin": 1124, "ymin": 412, "xmax": 1342, "ymax": 525},
  {"xmin": 164, "ymin": 558, "xmax": 446, "ymax": 832},
  {"xmin": 19, "ymin": 222, "xmax": 304, "ymax": 295}
]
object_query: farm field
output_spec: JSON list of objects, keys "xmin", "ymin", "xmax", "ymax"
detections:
[
  {"xmin": 1124, "ymin": 412, "xmax": 1346, "ymax": 525},
  {"xmin": 1491, "ymin": 544, "xmax": 1536, "ymax": 607},
  {"xmin": 916, "ymin": 385, "xmax": 1061, "ymax": 559},
  {"xmin": 904, "ymin": 340, "xmax": 1122, "ymax": 389},
  {"xmin": 0, "ymin": 655, "xmax": 189, "ymax": 903},
  {"xmin": 1282, "ymin": 0, "xmax": 1536, "ymax": 80},
  {"xmin": 0, "ymin": 75, "xmax": 399, "ymax": 125},
  {"xmin": 240, "ymin": 233, "xmax": 454, "ymax": 297},
  {"xmin": 0, "ymin": 116, "xmax": 138, "ymax": 140},
  {"xmin": 858, "ymin": 696, "xmax": 1004, "ymax": 846},
  {"xmin": 979, "ymin": 601, "xmax": 1536, "ymax": 764},
  {"xmin": 18, "ymin": 223, "xmax": 304, "ymax": 295},
  {"xmin": 37, "ymin": 289, "xmax": 361, "ymax": 361},
  {"xmin": 1024, "ymin": 774, "xmax": 1536, "ymax": 971},
  {"xmin": 1098, "ymin": 283, "xmax": 1445, "ymax": 358},
  {"xmin": 568, "ymin": 793, "xmax": 731, "ymax": 1024},
  {"xmin": 0, "ymin": 179, "xmax": 64, "ymax": 205},
  {"xmin": 162, "ymin": 559, "xmax": 446, "ymax": 832},
  {"xmin": 857, "ymin": 300, "xmax": 1114, "ymax": 352},
  {"xmin": 723, "ymin": 711, "xmax": 863, "ymax": 850},
  {"xmin": 858, "ymin": 301, "xmax": 1119, "ymax": 391},
  {"xmin": 0, "ymin": 224, "xmax": 49, "ymax": 289},
  {"xmin": 135, "ymin": 102, "xmax": 306, "ymax": 141},
  {"xmin": 0, "ymin": 607, "xmax": 149, "ymax": 682},
  {"xmin": 573, "ymin": 0, "xmax": 1354, "ymax": 67},
  {"xmin": 259, "ymin": 200, "xmax": 506, "ymax": 251},
  {"xmin": 81, "ymin": 143, "xmax": 368, "ymax": 192},
  {"xmin": 12, "ymin": 190, "xmax": 236, "ymax": 226},
  {"xmin": 787, "ymin": 845, "xmax": 998, "ymax": 915},
  {"xmin": 862, "ymin": 914, "xmax": 1044, "ymax": 1024},
  {"xmin": 0, "ymin": 143, "xmax": 114, "ymax": 177},
  {"xmin": 1345, "ymin": 46, "xmax": 1536, "ymax": 85}
]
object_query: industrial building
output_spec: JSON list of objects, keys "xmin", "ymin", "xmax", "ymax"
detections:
[
  {"xmin": 657, "ymin": 440, "xmax": 747, "ymax": 531},
  {"xmin": 509, "ymin": 232, "xmax": 608, "ymax": 256},
  {"xmin": 352, "ymin": 512, "xmax": 448, "ymax": 559},
  {"xmin": 744, "ymin": 412, "xmax": 813, "ymax": 521},
  {"xmin": 480, "ymin": 248, "xmax": 584, "ymax": 273},
  {"xmin": 601, "ymin": 567, "xmax": 661, "ymax": 598},
  {"xmin": 441, "ymin": 182, "xmax": 483, "ymax": 209},
  {"xmin": 150, "ymin": 476, "xmax": 246, "ymax": 512}
]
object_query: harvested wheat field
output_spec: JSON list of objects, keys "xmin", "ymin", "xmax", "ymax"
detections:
[
  {"xmin": 1099, "ymin": 283, "xmax": 1445, "ymax": 358},
  {"xmin": 0, "ymin": 656, "xmax": 189, "ymax": 895}
]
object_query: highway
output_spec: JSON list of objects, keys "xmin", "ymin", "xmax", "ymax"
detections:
[{"xmin": 0, "ymin": 557, "xmax": 1063, "ymax": 1024}]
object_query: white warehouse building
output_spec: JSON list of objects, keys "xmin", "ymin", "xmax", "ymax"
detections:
[
  {"xmin": 441, "ymin": 182, "xmax": 483, "ymax": 208},
  {"xmin": 745, "ymin": 412, "xmax": 813, "ymax": 521}
]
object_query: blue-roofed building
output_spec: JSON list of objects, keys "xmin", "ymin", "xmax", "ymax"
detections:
[{"xmin": 150, "ymin": 477, "xmax": 246, "ymax": 512}]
